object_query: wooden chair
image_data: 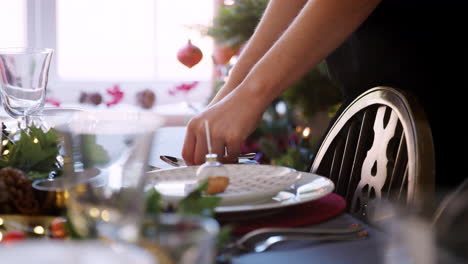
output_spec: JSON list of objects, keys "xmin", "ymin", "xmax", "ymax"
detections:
[{"xmin": 309, "ymin": 87, "xmax": 435, "ymax": 220}]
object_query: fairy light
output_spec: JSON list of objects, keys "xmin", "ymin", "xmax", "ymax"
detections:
[
  {"xmin": 0, "ymin": 231, "xmax": 3, "ymax": 242},
  {"xmin": 224, "ymin": 0, "xmax": 235, "ymax": 5},
  {"xmin": 101, "ymin": 210, "xmax": 110, "ymax": 222},
  {"xmin": 3, "ymin": 149, "xmax": 9, "ymax": 155},
  {"xmin": 2, "ymin": 139, "xmax": 8, "ymax": 146},
  {"xmin": 0, "ymin": 217, "xmax": 4, "ymax": 226},
  {"xmin": 295, "ymin": 126, "xmax": 303, "ymax": 133},
  {"xmin": 33, "ymin": 138, "xmax": 39, "ymax": 144},
  {"xmin": 33, "ymin": 225, "xmax": 45, "ymax": 235},
  {"xmin": 302, "ymin": 127, "xmax": 311, "ymax": 138},
  {"xmin": 89, "ymin": 207, "xmax": 100, "ymax": 218}
]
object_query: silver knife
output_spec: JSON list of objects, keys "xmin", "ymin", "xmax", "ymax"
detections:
[{"xmin": 160, "ymin": 153, "xmax": 257, "ymax": 167}]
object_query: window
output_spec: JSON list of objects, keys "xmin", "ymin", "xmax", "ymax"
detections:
[
  {"xmin": 1, "ymin": 0, "xmax": 215, "ymax": 105},
  {"xmin": 0, "ymin": 0, "xmax": 27, "ymax": 48}
]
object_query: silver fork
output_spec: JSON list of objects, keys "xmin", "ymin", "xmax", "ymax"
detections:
[
  {"xmin": 219, "ymin": 224, "xmax": 365, "ymax": 257},
  {"xmin": 252, "ymin": 232, "xmax": 368, "ymax": 253}
]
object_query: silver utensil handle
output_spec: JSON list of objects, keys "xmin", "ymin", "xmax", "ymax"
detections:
[
  {"xmin": 237, "ymin": 225, "xmax": 363, "ymax": 245},
  {"xmin": 254, "ymin": 233, "xmax": 368, "ymax": 252}
]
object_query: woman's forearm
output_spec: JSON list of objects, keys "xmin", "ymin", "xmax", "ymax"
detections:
[
  {"xmin": 209, "ymin": 0, "xmax": 308, "ymax": 106},
  {"xmin": 236, "ymin": 0, "xmax": 382, "ymax": 108}
]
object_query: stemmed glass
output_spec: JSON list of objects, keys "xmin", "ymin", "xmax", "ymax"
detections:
[
  {"xmin": 0, "ymin": 48, "xmax": 53, "ymax": 129},
  {"xmin": 57, "ymin": 111, "xmax": 164, "ymax": 243}
]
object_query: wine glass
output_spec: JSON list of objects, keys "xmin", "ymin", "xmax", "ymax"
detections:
[
  {"xmin": 57, "ymin": 110, "xmax": 164, "ymax": 243},
  {"xmin": 0, "ymin": 48, "xmax": 53, "ymax": 129}
]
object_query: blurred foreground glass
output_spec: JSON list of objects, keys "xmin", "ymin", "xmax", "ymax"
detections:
[
  {"xmin": 0, "ymin": 48, "xmax": 53, "ymax": 128},
  {"xmin": 0, "ymin": 241, "xmax": 154, "ymax": 264},
  {"xmin": 434, "ymin": 186, "xmax": 468, "ymax": 264},
  {"xmin": 58, "ymin": 111, "xmax": 164, "ymax": 242},
  {"xmin": 372, "ymin": 201, "xmax": 436, "ymax": 264},
  {"xmin": 139, "ymin": 214, "xmax": 219, "ymax": 264}
]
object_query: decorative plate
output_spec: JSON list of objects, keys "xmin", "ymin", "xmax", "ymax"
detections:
[
  {"xmin": 215, "ymin": 172, "xmax": 335, "ymax": 215},
  {"xmin": 146, "ymin": 164, "xmax": 301, "ymax": 206}
]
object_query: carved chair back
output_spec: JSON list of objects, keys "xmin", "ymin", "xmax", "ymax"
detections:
[{"xmin": 310, "ymin": 87, "xmax": 435, "ymax": 220}]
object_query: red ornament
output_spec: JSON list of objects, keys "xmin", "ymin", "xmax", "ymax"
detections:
[
  {"xmin": 50, "ymin": 218, "xmax": 67, "ymax": 239},
  {"xmin": 177, "ymin": 40, "xmax": 203, "ymax": 68},
  {"xmin": 213, "ymin": 45, "xmax": 238, "ymax": 65}
]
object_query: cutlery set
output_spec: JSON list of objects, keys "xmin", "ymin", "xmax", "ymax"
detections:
[
  {"xmin": 217, "ymin": 224, "xmax": 368, "ymax": 262},
  {"xmin": 159, "ymin": 153, "xmax": 257, "ymax": 167}
]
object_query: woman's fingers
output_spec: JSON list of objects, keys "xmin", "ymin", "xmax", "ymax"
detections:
[
  {"xmin": 182, "ymin": 121, "xmax": 198, "ymax": 165},
  {"xmin": 193, "ymin": 123, "xmax": 209, "ymax": 165},
  {"xmin": 225, "ymin": 137, "xmax": 242, "ymax": 164},
  {"xmin": 182, "ymin": 91, "xmax": 263, "ymax": 166}
]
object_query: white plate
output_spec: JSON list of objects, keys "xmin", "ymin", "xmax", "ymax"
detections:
[
  {"xmin": 214, "ymin": 172, "xmax": 334, "ymax": 214},
  {"xmin": 146, "ymin": 164, "xmax": 301, "ymax": 206}
]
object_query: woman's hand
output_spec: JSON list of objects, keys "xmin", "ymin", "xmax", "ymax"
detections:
[{"xmin": 182, "ymin": 91, "xmax": 265, "ymax": 165}]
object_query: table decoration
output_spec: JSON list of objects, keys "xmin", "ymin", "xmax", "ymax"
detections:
[
  {"xmin": 0, "ymin": 114, "xmax": 226, "ymax": 264},
  {"xmin": 0, "ymin": 124, "xmax": 64, "ymax": 215}
]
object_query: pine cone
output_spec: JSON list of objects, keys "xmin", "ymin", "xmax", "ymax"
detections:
[
  {"xmin": 0, "ymin": 167, "xmax": 41, "ymax": 215},
  {"xmin": 136, "ymin": 89, "xmax": 156, "ymax": 109}
]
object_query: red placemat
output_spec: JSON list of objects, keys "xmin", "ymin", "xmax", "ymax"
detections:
[{"xmin": 227, "ymin": 193, "xmax": 346, "ymax": 234}]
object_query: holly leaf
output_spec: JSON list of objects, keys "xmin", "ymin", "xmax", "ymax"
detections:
[
  {"xmin": 145, "ymin": 188, "xmax": 162, "ymax": 215},
  {"xmin": 177, "ymin": 180, "xmax": 222, "ymax": 217}
]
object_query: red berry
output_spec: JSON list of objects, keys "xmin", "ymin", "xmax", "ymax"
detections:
[{"xmin": 2, "ymin": 231, "xmax": 26, "ymax": 245}]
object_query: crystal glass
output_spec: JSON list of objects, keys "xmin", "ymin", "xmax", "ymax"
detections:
[
  {"xmin": 434, "ymin": 186, "xmax": 468, "ymax": 263},
  {"xmin": 139, "ymin": 213, "xmax": 219, "ymax": 264},
  {"xmin": 57, "ymin": 111, "xmax": 164, "ymax": 243},
  {"xmin": 0, "ymin": 48, "xmax": 54, "ymax": 129}
]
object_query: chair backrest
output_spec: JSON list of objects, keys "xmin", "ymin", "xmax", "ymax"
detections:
[{"xmin": 310, "ymin": 87, "xmax": 435, "ymax": 220}]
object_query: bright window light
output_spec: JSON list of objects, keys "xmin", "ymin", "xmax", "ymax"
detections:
[
  {"xmin": 154, "ymin": 0, "xmax": 214, "ymax": 81},
  {"xmin": 0, "ymin": 0, "xmax": 27, "ymax": 48},
  {"xmin": 56, "ymin": 0, "xmax": 213, "ymax": 82}
]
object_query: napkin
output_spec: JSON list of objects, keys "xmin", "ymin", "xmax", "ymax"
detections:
[
  {"xmin": 228, "ymin": 193, "xmax": 346, "ymax": 234},
  {"xmin": 0, "ymin": 241, "xmax": 154, "ymax": 264}
]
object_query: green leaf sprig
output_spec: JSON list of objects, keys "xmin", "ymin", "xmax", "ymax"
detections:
[
  {"xmin": 0, "ymin": 125, "xmax": 61, "ymax": 180},
  {"xmin": 145, "ymin": 180, "xmax": 222, "ymax": 218}
]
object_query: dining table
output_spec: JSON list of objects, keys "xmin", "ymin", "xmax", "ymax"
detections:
[{"xmin": 150, "ymin": 126, "xmax": 393, "ymax": 264}]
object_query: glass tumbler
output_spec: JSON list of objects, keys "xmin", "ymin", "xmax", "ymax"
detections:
[
  {"xmin": 139, "ymin": 213, "xmax": 219, "ymax": 264},
  {"xmin": 58, "ymin": 110, "xmax": 164, "ymax": 243}
]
